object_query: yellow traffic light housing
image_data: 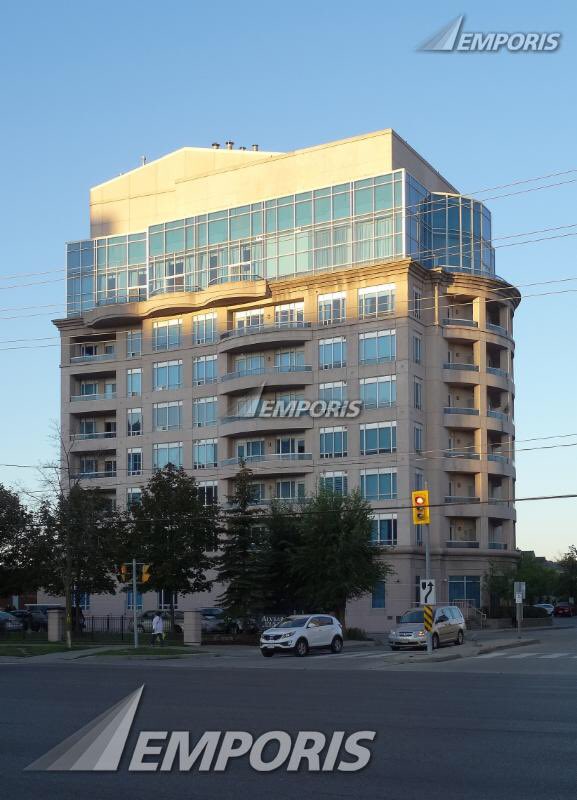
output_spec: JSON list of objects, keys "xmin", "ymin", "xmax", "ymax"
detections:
[
  {"xmin": 119, "ymin": 563, "xmax": 130, "ymax": 583},
  {"xmin": 140, "ymin": 564, "xmax": 151, "ymax": 584},
  {"xmin": 412, "ymin": 490, "xmax": 430, "ymax": 525}
]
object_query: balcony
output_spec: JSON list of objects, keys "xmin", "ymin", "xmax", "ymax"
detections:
[
  {"xmin": 70, "ymin": 393, "xmax": 117, "ymax": 402},
  {"xmin": 219, "ymin": 322, "xmax": 312, "ymax": 353},
  {"xmin": 444, "ymin": 495, "xmax": 480, "ymax": 504},
  {"xmin": 443, "ymin": 407, "xmax": 479, "ymax": 429},
  {"xmin": 71, "ymin": 431, "xmax": 116, "ymax": 441},
  {"xmin": 443, "ymin": 363, "xmax": 479, "ymax": 372},
  {"xmin": 443, "ymin": 363, "xmax": 480, "ymax": 386},
  {"xmin": 70, "ymin": 347, "xmax": 116, "ymax": 364},
  {"xmin": 219, "ymin": 414, "xmax": 313, "ymax": 437},
  {"xmin": 219, "ymin": 365, "xmax": 313, "ymax": 395},
  {"xmin": 443, "ymin": 318, "xmax": 478, "ymax": 328},
  {"xmin": 487, "ymin": 366, "xmax": 508, "ymax": 379},
  {"xmin": 444, "ymin": 450, "xmax": 480, "ymax": 459},
  {"xmin": 488, "ymin": 542, "xmax": 508, "ymax": 550},
  {"xmin": 444, "ymin": 407, "xmax": 478, "ymax": 416},
  {"xmin": 73, "ymin": 470, "xmax": 117, "ymax": 480},
  {"xmin": 488, "ymin": 453, "xmax": 509, "ymax": 464},
  {"xmin": 446, "ymin": 540, "xmax": 480, "ymax": 549},
  {"xmin": 487, "ymin": 322, "xmax": 511, "ymax": 338}
]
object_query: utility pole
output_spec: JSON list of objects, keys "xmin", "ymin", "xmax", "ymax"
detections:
[
  {"xmin": 412, "ymin": 488, "xmax": 432, "ymax": 654},
  {"xmin": 424, "ymin": 521, "xmax": 432, "ymax": 654},
  {"xmin": 132, "ymin": 558, "xmax": 139, "ymax": 649}
]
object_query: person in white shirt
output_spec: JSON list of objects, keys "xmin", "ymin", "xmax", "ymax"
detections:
[{"xmin": 151, "ymin": 612, "xmax": 164, "ymax": 646}]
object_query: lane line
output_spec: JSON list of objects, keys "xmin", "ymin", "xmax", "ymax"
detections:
[
  {"xmin": 538, "ymin": 653, "xmax": 570, "ymax": 659},
  {"xmin": 506, "ymin": 653, "xmax": 540, "ymax": 659},
  {"xmin": 475, "ymin": 652, "xmax": 506, "ymax": 659}
]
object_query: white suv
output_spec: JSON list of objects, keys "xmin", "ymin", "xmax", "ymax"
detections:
[{"xmin": 260, "ymin": 614, "xmax": 343, "ymax": 657}]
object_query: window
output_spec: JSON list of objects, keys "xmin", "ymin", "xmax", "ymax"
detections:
[
  {"xmin": 80, "ymin": 381, "xmax": 98, "ymax": 398},
  {"xmin": 276, "ymin": 480, "xmax": 305, "ymax": 500},
  {"xmin": 193, "ymin": 354, "xmax": 217, "ymax": 385},
  {"xmin": 104, "ymin": 380, "xmax": 116, "ymax": 399},
  {"xmin": 275, "ymin": 302, "xmax": 304, "ymax": 326},
  {"xmin": 359, "ymin": 330, "xmax": 396, "ymax": 364},
  {"xmin": 414, "ymin": 378, "xmax": 423, "ymax": 410},
  {"xmin": 320, "ymin": 471, "xmax": 348, "ymax": 495},
  {"xmin": 153, "ymin": 401, "xmax": 182, "ymax": 431},
  {"xmin": 411, "ymin": 288, "xmax": 422, "ymax": 319},
  {"xmin": 234, "ymin": 353, "xmax": 264, "ymax": 376},
  {"xmin": 153, "ymin": 442, "xmax": 183, "ymax": 470},
  {"xmin": 237, "ymin": 439, "xmax": 265, "ymax": 461},
  {"xmin": 358, "ymin": 284, "xmax": 395, "ymax": 318},
  {"xmin": 192, "ymin": 397, "xmax": 217, "ymax": 427},
  {"xmin": 320, "ymin": 426, "xmax": 347, "ymax": 458},
  {"xmin": 319, "ymin": 381, "xmax": 346, "ymax": 403},
  {"xmin": 127, "ymin": 408, "xmax": 142, "ymax": 436},
  {"xmin": 371, "ymin": 514, "xmax": 398, "ymax": 545},
  {"xmin": 319, "ymin": 337, "xmax": 346, "ymax": 369},
  {"xmin": 127, "ymin": 448, "xmax": 142, "ymax": 476},
  {"xmin": 249, "ymin": 483, "xmax": 266, "ymax": 504},
  {"xmin": 79, "ymin": 456, "xmax": 97, "ymax": 476},
  {"xmin": 360, "ymin": 422, "xmax": 397, "ymax": 455},
  {"xmin": 234, "ymin": 308, "xmax": 264, "ymax": 331},
  {"xmin": 236, "ymin": 394, "xmax": 260, "ymax": 417},
  {"xmin": 127, "ymin": 369, "xmax": 141, "ymax": 397},
  {"xmin": 360, "ymin": 375, "xmax": 396, "ymax": 408},
  {"xmin": 372, "ymin": 581, "xmax": 386, "ymax": 609},
  {"xmin": 193, "ymin": 439, "xmax": 217, "ymax": 469},
  {"xmin": 153, "ymin": 360, "xmax": 182, "ymax": 391},
  {"xmin": 413, "ymin": 335, "xmax": 422, "ymax": 364},
  {"xmin": 274, "ymin": 349, "xmax": 305, "ymax": 371},
  {"xmin": 127, "ymin": 487, "xmax": 142, "ymax": 508},
  {"xmin": 414, "ymin": 424, "xmax": 423, "ymax": 454},
  {"xmin": 192, "ymin": 312, "xmax": 217, "ymax": 344},
  {"xmin": 318, "ymin": 291, "xmax": 346, "ymax": 324},
  {"xmin": 126, "ymin": 330, "xmax": 142, "ymax": 358},
  {"xmin": 448, "ymin": 575, "xmax": 481, "ymax": 608},
  {"xmin": 275, "ymin": 436, "xmax": 305, "ymax": 455},
  {"xmin": 414, "ymin": 469, "xmax": 425, "ymax": 490},
  {"xmin": 72, "ymin": 592, "xmax": 90, "ymax": 611},
  {"xmin": 157, "ymin": 590, "xmax": 178, "ymax": 610},
  {"xmin": 153, "ymin": 319, "xmax": 182, "ymax": 351},
  {"xmin": 360, "ymin": 469, "xmax": 397, "ymax": 500},
  {"xmin": 126, "ymin": 590, "xmax": 143, "ymax": 611},
  {"xmin": 198, "ymin": 480, "xmax": 218, "ymax": 505}
]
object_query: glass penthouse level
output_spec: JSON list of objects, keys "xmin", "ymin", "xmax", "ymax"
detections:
[{"xmin": 66, "ymin": 170, "xmax": 495, "ymax": 317}]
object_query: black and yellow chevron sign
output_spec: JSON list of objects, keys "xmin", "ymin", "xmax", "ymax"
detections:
[{"xmin": 423, "ymin": 604, "xmax": 434, "ymax": 632}]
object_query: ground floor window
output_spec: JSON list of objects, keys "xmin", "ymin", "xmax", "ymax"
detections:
[
  {"xmin": 72, "ymin": 592, "xmax": 90, "ymax": 610},
  {"xmin": 126, "ymin": 590, "xmax": 143, "ymax": 611},
  {"xmin": 371, "ymin": 581, "xmax": 386, "ymax": 609},
  {"xmin": 448, "ymin": 575, "xmax": 481, "ymax": 608},
  {"xmin": 157, "ymin": 590, "xmax": 179, "ymax": 610}
]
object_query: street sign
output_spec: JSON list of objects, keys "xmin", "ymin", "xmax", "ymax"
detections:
[
  {"xmin": 515, "ymin": 592, "xmax": 523, "ymax": 605},
  {"xmin": 513, "ymin": 581, "xmax": 526, "ymax": 600},
  {"xmin": 420, "ymin": 579, "xmax": 436, "ymax": 605},
  {"xmin": 423, "ymin": 605, "xmax": 433, "ymax": 632}
]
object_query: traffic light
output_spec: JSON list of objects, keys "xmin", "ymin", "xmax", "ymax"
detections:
[
  {"xmin": 119, "ymin": 563, "xmax": 130, "ymax": 583},
  {"xmin": 411, "ymin": 490, "xmax": 430, "ymax": 525},
  {"xmin": 140, "ymin": 564, "xmax": 151, "ymax": 584}
]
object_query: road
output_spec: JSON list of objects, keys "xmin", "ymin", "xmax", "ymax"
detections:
[{"xmin": 1, "ymin": 624, "xmax": 577, "ymax": 800}]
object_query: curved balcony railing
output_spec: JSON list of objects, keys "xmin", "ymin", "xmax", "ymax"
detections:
[
  {"xmin": 444, "ymin": 450, "xmax": 480, "ymax": 460},
  {"xmin": 443, "ymin": 318, "xmax": 478, "ymax": 328},
  {"xmin": 487, "ymin": 409, "xmax": 509, "ymax": 421},
  {"xmin": 443, "ymin": 363, "xmax": 479, "ymax": 372},
  {"xmin": 446, "ymin": 540, "xmax": 480, "ymax": 549},
  {"xmin": 220, "ymin": 321, "xmax": 311, "ymax": 340},
  {"xmin": 488, "ymin": 542, "xmax": 508, "ymax": 550},
  {"xmin": 444, "ymin": 407, "xmax": 479, "ymax": 415},
  {"xmin": 488, "ymin": 453, "xmax": 509, "ymax": 464},
  {"xmin": 220, "ymin": 453, "xmax": 313, "ymax": 467},
  {"xmin": 487, "ymin": 366, "xmax": 509, "ymax": 378},
  {"xmin": 487, "ymin": 322, "xmax": 510, "ymax": 337},
  {"xmin": 221, "ymin": 365, "xmax": 312, "ymax": 382},
  {"xmin": 444, "ymin": 495, "xmax": 480, "ymax": 504}
]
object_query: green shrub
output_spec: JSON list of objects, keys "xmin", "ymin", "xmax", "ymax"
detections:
[{"xmin": 344, "ymin": 627, "xmax": 371, "ymax": 641}]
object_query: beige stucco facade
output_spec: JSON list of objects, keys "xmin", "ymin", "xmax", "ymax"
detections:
[{"xmin": 52, "ymin": 130, "xmax": 519, "ymax": 631}]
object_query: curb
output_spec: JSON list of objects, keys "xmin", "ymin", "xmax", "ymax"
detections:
[{"xmin": 477, "ymin": 638, "xmax": 540, "ymax": 655}]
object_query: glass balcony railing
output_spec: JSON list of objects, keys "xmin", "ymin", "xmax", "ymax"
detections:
[
  {"xmin": 71, "ymin": 431, "xmax": 116, "ymax": 440},
  {"xmin": 70, "ymin": 349, "xmax": 116, "ymax": 364},
  {"xmin": 446, "ymin": 540, "xmax": 480, "ymax": 549},
  {"xmin": 443, "ymin": 363, "xmax": 479, "ymax": 372},
  {"xmin": 488, "ymin": 409, "xmax": 509, "ymax": 421},
  {"xmin": 444, "ymin": 407, "xmax": 479, "ymax": 415},
  {"xmin": 70, "ymin": 393, "xmax": 117, "ymax": 402},
  {"xmin": 220, "ymin": 453, "xmax": 313, "ymax": 466},
  {"xmin": 488, "ymin": 453, "xmax": 509, "ymax": 464},
  {"xmin": 220, "ymin": 321, "xmax": 311, "ymax": 340},
  {"xmin": 444, "ymin": 450, "xmax": 481, "ymax": 459},
  {"xmin": 488, "ymin": 542, "xmax": 508, "ymax": 550},
  {"xmin": 487, "ymin": 322, "xmax": 509, "ymax": 336},
  {"xmin": 444, "ymin": 496, "xmax": 480, "ymax": 504},
  {"xmin": 221, "ymin": 365, "xmax": 312, "ymax": 382},
  {"xmin": 487, "ymin": 366, "xmax": 509, "ymax": 378},
  {"xmin": 443, "ymin": 318, "xmax": 478, "ymax": 328}
]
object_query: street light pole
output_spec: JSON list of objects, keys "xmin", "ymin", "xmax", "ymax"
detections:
[{"xmin": 132, "ymin": 558, "xmax": 139, "ymax": 649}]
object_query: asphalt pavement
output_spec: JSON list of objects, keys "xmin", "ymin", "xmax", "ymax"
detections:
[{"xmin": 2, "ymin": 624, "xmax": 577, "ymax": 800}]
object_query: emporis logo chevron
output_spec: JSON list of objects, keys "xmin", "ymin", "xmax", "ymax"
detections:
[
  {"xmin": 25, "ymin": 686, "xmax": 376, "ymax": 773},
  {"xmin": 418, "ymin": 15, "xmax": 561, "ymax": 53}
]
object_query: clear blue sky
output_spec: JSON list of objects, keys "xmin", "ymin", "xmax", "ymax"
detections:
[{"xmin": 0, "ymin": 1, "xmax": 575, "ymax": 558}]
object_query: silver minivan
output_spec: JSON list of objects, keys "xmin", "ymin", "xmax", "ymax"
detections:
[{"xmin": 389, "ymin": 605, "xmax": 466, "ymax": 650}]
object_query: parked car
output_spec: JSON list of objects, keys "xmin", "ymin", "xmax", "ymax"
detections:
[
  {"xmin": 0, "ymin": 610, "xmax": 25, "ymax": 632},
  {"xmin": 24, "ymin": 604, "xmax": 65, "ymax": 631},
  {"xmin": 197, "ymin": 607, "xmax": 244, "ymax": 634},
  {"xmin": 553, "ymin": 602, "xmax": 577, "ymax": 617},
  {"xmin": 389, "ymin": 605, "xmax": 466, "ymax": 650},
  {"xmin": 7, "ymin": 610, "xmax": 35, "ymax": 631},
  {"xmin": 128, "ymin": 610, "xmax": 184, "ymax": 634},
  {"xmin": 533, "ymin": 603, "xmax": 555, "ymax": 616},
  {"xmin": 260, "ymin": 614, "xmax": 343, "ymax": 657}
]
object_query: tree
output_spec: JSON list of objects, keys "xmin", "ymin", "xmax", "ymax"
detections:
[
  {"xmin": 557, "ymin": 545, "xmax": 577, "ymax": 600},
  {"xmin": 127, "ymin": 465, "xmax": 218, "ymax": 628},
  {"xmin": 0, "ymin": 484, "xmax": 37, "ymax": 598},
  {"xmin": 290, "ymin": 487, "xmax": 392, "ymax": 628},
  {"xmin": 516, "ymin": 552, "xmax": 558, "ymax": 602},
  {"xmin": 216, "ymin": 464, "xmax": 265, "ymax": 624},
  {"xmin": 259, "ymin": 500, "xmax": 303, "ymax": 614},
  {"xmin": 36, "ymin": 485, "xmax": 125, "ymax": 643}
]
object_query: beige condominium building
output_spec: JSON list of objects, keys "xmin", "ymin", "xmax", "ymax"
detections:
[{"xmin": 52, "ymin": 129, "xmax": 520, "ymax": 631}]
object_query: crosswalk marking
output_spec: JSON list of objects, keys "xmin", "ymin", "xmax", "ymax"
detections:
[
  {"xmin": 476, "ymin": 652, "xmax": 506, "ymax": 659},
  {"xmin": 507, "ymin": 653, "xmax": 539, "ymax": 659}
]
